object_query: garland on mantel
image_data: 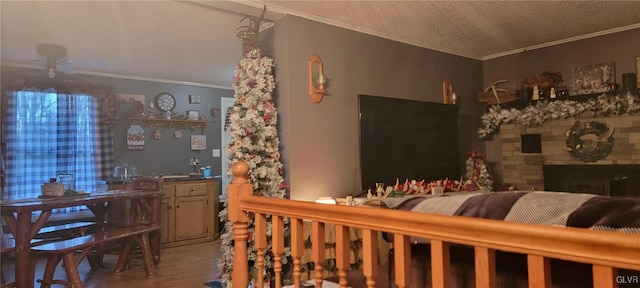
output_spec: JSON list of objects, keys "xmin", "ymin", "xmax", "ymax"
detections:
[{"xmin": 478, "ymin": 92, "xmax": 640, "ymax": 140}]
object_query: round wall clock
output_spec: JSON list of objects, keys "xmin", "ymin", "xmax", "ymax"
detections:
[{"xmin": 155, "ymin": 93, "xmax": 176, "ymax": 112}]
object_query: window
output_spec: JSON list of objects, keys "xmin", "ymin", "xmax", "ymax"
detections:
[{"xmin": 2, "ymin": 90, "xmax": 100, "ymax": 200}]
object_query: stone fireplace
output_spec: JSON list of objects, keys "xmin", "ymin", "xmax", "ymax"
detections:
[
  {"xmin": 498, "ymin": 113, "xmax": 640, "ymax": 196},
  {"xmin": 543, "ymin": 165, "xmax": 640, "ymax": 197}
]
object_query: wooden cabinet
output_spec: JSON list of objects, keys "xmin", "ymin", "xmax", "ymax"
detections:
[
  {"xmin": 174, "ymin": 183, "xmax": 209, "ymax": 241},
  {"xmin": 160, "ymin": 179, "xmax": 218, "ymax": 247},
  {"xmin": 159, "ymin": 193, "xmax": 173, "ymax": 244},
  {"xmin": 109, "ymin": 178, "xmax": 219, "ymax": 248}
]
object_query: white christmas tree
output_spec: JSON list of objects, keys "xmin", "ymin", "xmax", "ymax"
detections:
[{"xmin": 217, "ymin": 48, "xmax": 290, "ymax": 287}]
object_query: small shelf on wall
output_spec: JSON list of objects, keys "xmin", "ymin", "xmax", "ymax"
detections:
[{"xmin": 125, "ymin": 117, "xmax": 206, "ymax": 134}]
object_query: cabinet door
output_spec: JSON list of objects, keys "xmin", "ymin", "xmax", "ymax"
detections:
[
  {"xmin": 209, "ymin": 181, "xmax": 219, "ymax": 238},
  {"xmin": 160, "ymin": 196, "xmax": 174, "ymax": 243},
  {"xmin": 174, "ymin": 194, "xmax": 208, "ymax": 241}
]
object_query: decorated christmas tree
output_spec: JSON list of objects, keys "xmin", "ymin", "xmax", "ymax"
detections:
[
  {"xmin": 217, "ymin": 47, "xmax": 290, "ymax": 287},
  {"xmin": 464, "ymin": 151, "xmax": 494, "ymax": 191}
]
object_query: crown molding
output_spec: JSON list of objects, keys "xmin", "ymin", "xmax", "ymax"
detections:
[
  {"xmin": 1, "ymin": 62, "xmax": 233, "ymax": 90},
  {"xmin": 482, "ymin": 23, "xmax": 640, "ymax": 61}
]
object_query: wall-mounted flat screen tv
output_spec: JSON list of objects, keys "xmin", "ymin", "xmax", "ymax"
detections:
[{"xmin": 358, "ymin": 94, "xmax": 460, "ymax": 191}]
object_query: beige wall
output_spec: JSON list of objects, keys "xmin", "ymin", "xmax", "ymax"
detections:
[
  {"xmin": 273, "ymin": 16, "xmax": 483, "ymax": 201},
  {"xmin": 483, "ymin": 28, "xmax": 640, "ymax": 181}
]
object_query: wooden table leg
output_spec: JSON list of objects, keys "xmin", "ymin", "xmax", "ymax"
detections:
[
  {"xmin": 148, "ymin": 196, "xmax": 161, "ymax": 263},
  {"xmin": 86, "ymin": 202, "xmax": 112, "ymax": 267},
  {"xmin": 87, "ymin": 202, "xmax": 112, "ymax": 228},
  {"xmin": 7, "ymin": 212, "xmax": 36, "ymax": 287},
  {"xmin": 134, "ymin": 197, "xmax": 161, "ymax": 263}
]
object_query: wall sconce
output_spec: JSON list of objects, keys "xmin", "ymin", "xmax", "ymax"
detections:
[{"xmin": 308, "ymin": 54, "xmax": 326, "ymax": 103}]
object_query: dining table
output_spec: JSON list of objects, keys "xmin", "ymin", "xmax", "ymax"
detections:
[{"xmin": 0, "ymin": 189, "xmax": 163, "ymax": 287}]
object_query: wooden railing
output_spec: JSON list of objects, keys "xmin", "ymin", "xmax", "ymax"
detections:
[{"xmin": 228, "ymin": 162, "xmax": 640, "ymax": 288}]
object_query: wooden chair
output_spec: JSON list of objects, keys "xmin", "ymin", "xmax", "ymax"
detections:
[
  {"xmin": 113, "ymin": 177, "xmax": 163, "ymax": 271},
  {"xmin": 132, "ymin": 177, "xmax": 163, "ymax": 192},
  {"xmin": 128, "ymin": 177, "xmax": 163, "ymax": 225},
  {"xmin": 106, "ymin": 177, "xmax": 163, "ymax": 227}
]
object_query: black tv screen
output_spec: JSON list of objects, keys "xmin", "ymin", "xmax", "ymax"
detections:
[{"xmin": 358, "ymin": 94, "xmax": 460, "ymax": 191}]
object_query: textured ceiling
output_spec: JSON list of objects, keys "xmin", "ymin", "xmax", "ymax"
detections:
[
  {"xmin": 262, "ymin": 1, "xmax": 640, "ymax": 59},
  {"xmin": 2, "ymin": 1, "xmax": 640, "ymax": 87}
]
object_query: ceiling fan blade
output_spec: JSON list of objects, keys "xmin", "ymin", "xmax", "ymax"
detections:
[
  {"xmin": 57, "ymin": 57, "xmax": 72, "ymax": 65},
  {"xmin": 57, "ymin": 64, "xmax": 76, "ymax": 74},
  {"xmin": 31, "ymin": 43, "xmax": 106, "ymax": 73},
  {"xmin": 65, "ymin": 59, "xmax": 107, "ymax": 69}
]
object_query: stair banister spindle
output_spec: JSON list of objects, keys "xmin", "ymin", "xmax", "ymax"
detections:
[
  {"xmin": 272, "ymin": 215, "xmax": 285, "ymax": 288},
  {"xmin": 362, "ymin": 229, "xmax": 378, "ymax": 288},
  {"xmin": 290, "ymin": 218, "xmax": 304, "ymax": 288},
  {"xmin": 229, "ymin": 162, "xmax": 251, "ymax": 288},
  {"xmin": 255, "ymin": 213, "xmax": 267, "ymax": 288},
  {"xmin": 335, "ymin": 224, "xmax": 350, "ymax": 288},
  {"xmin": 312, "ymin": 221, "xmax": 326, "ymax": 287}
]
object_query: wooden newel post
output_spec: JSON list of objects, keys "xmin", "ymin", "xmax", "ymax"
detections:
[{"xmin": 229, "ymin": 161, "xmax": 252, "ymax": 288}]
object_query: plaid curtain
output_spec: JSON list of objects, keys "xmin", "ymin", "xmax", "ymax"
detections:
[{"xmin": 1, "ymin": 89, "xmax": 113, "ymax": 204}]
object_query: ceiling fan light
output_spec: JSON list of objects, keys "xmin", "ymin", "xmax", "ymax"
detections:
[{"xmin": 48, "ymin": 68, "xmax": 56, "ymax": 78}]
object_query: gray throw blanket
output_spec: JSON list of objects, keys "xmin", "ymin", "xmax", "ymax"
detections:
[{"xmin": 386, "ymin": 191, "xmax": 640, "ymax": 234}]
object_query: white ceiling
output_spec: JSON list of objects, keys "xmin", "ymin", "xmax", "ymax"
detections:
[{"xmin": 2, "ymin": 1, "xmax": 640, "ymax": 88}]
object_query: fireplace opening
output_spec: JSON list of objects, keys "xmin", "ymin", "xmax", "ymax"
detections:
[{"xmin": 543, "ymin": 165, "xmax": 640, "ymax": 197}]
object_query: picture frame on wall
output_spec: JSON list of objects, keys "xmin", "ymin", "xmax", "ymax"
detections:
[
  {"xmin": 189, "ymin": 94, "xmax": 201, "ymax": 104},
  {"xmin": 190, "ymin": 135, "xmax": 206, "ymax": 150},
  {"xmin": 570, "ymin": 62, "xmax": 615, "ymax": 95},
  {"xmin": 187, "ymin": 110, "xmax": 199, "ymax": 120}
]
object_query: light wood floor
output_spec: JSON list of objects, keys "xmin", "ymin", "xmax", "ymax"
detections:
[{"xmin": 2, "ymin": 239, "xmax": 222, "ymax": 288}]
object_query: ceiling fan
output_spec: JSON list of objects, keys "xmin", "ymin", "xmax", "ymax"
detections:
[
  {"xmin": 34, "ymin": 43, "xmax": 106, "ymax": 78},
  {"xmin": 35, "ymin": 43, "xmax": 73, "ymax": 78}
]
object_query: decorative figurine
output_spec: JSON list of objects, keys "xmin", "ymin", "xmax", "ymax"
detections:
[
  {"xmin": 532, "ymin": 86, "xmax": 540, "ymax": 100},
  {"xmin": 375, "ymin": 183, "xmax": 385, "ymax": 198},
  {"xmin": 154, "ymin": 128, "xmax": 161, "ymax": 139}
]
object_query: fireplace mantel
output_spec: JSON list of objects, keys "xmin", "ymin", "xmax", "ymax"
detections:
[{"xmin": 479, "ymin": 92, "xmax": 640, "ymax": 140}]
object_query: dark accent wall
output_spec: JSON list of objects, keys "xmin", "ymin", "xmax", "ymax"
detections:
[
  {"xmin": 483, "ymin": 28, "xmax": 640, "ymax": 92},
  {"xmin": 482, "ymin": 28, "xmax": 640, "ymax": 178},
  {"xmin": 273, "ymin": 15, "xmax": 484, "ymax": 200},
  {"xmin": 1, "ymin": 66, "xmax": 234, "ymax": 177}
]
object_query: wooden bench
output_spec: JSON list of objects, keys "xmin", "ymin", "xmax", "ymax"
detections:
[
  {"xmin": 34, "ymin": 222, "xmax": 95, "ymax": 240},
  {"xmin": 31, "ymin": 225, "xmax": 159, "ymax": 288},
  {"xmin": 1, "ymin": 235, "xmax": 47, "ymax": 288},
  {"xmin": 1, "ymin": 222, "xmax": 92, "ymax": 287},
  {"xmin": 1, "ymin": 235, "xmax": 16, "ymax": 288}
]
